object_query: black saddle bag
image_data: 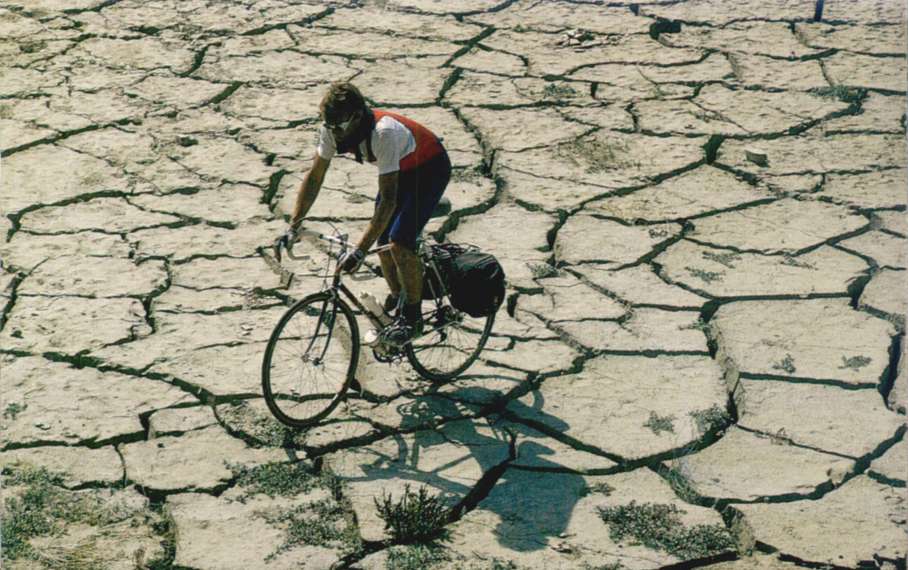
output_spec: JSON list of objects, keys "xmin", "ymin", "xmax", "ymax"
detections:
[{"xmin": 422, "ymin": 243, "xmax": 506, "ymax": 318}]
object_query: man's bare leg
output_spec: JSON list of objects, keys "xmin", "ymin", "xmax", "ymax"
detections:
[
  {"xmin": 378, "ymin": 249, "xmax": 401, "ymax": 297},
  {"xmin": 390, "ymin": 242, "xmax": 422, "ymax": 305}
]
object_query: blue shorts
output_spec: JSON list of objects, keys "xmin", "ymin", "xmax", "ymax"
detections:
[{"xmin": 377, "ymin": 150, "xmax": 451, "ymax": 249}]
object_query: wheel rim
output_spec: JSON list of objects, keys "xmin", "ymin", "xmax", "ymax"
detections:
[
  {"xmin": 263, "ymin": 296, "xmax": 357, "ymax": 426},
  {"xmin": 407, "ymin": 304, "xmax": 493, "ymax": 380}
]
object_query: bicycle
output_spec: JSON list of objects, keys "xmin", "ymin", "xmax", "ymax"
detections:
[{"xmin": 260, "ymin": 227, "xmax": 497, "ymax": 429}]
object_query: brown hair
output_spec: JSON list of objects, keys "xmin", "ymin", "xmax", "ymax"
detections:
[{"xmin": 319, "ymin": 82, "xmax": 367, "ymax": 124}]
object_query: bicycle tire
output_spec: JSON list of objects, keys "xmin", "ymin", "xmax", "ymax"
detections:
[
  {"xmin": 405, "ymin": 304, "xmax": 495, "ymax": 382},
  {"xmin": 262, "ymin": 292, "xmax": 360, "ymax": 428}
]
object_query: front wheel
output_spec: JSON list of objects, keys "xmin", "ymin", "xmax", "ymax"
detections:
[
  {"xmin": 262, "ymin": 292, "xmax": 360, "ymax": 428},
  {"xmin": 406, "ymin": 303, "xmax": 495, "ymax": 382}
]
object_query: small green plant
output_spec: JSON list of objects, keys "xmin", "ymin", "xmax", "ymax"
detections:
[
  {"xmin": 643, "ymin": 411, "xmax": 676, "ymax": 435},
  {"xmin": 1, "ymin": 464, "xmax": 147, "ymax": 564},
  {"xmin": 583, "ymin": 482, "xmax": 615, "ymax": 497},
  {"xmin": 20, "ymin": 41, "xmax": 46, "ymax": 54},
  {"xmin": 260, "ymin": 496, "xmax": 360, "ymax": 560},
  {"xmin": 598, "ymin": 501, "xmax": 735, "ymax": 558},
  {"xmin": 701, "ymin": 251, "xmax": 740, "ymax": 268},
  {"xmin": 529, "ymin": 262, "xmax": 559, "ymax": 279},
  {"xmin": 839, "ymin": 355, "xmax": 871, "ymax": 370},
  {"xmin": 662, "ymin": 462, "xmax": 700, "ymax": 503},
  {"xmin": 542, "ymin": 82, "xmax": 578, "ymax": 100},
  {"xmin": 689, "ymin": 405, "xmax": 730, "ymax": 435},
  {"xmin": 812, "ymin": 85, "xmax": 865, "ymax": 104},
  {"xmin": 146, "ymin": 506, "xmax": 177, "ymax": 570},
  {"xmin": 386, "ymin": 543, "xmax": 449, "ymax": 570},
  {"xmin": 648, "ymin": 227, "xmax": 670, "ymax": 239},
  {"xmin": 772, "ymin": 354, "xmax": 796, "ymax": 374},
  {"xmin": 230, "ymin": 461, "xmax": 341, "ymax": 501},
  {"xmin": 375, "ymin": 485, "xmax": 450, "ymax": 543},
  {"xmin": 3, "ymin": 402, "xmax": 26, "ymax": 420},
  {"xmin": 680, "ymin": 319, "xmax": 710, "ymax": 332},
  {"xmin": 0, "ymin": 104, "xmax": 13, "ymax": 119},
  {"xmin": 781, "ymin": 255, "xmax": 814, "ymax": 269},
  {"xmin": 685, "ymin": 267, "xmax": 724, "ymax": 283},
  {"xmin": 582, "ymin": 563, "xmax": 623, "ymax": 570},
  {"xmin": 218, "ymin": 401, "xmax": 303, "ymax": 447}
]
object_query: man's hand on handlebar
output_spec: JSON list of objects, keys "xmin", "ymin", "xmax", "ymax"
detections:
[{"xmin": 338, "ymin": 248, "xmax": 365, "ymax": 274}]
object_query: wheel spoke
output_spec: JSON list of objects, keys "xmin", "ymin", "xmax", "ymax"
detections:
[{"xmin": 262, "ymin": 295, "xmax": 359, "ymax": 428}]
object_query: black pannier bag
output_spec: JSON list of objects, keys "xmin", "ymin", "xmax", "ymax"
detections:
[
  {"xmin": 448, "ymin": 250, "xmax": 506, "ymax": 317},
  {"xmin": 422, "ymin": 243, "xmax": 506, "ymax": 317}
]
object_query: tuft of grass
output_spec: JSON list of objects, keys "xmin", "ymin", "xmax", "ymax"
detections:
[
  {"xmin": 529, "ymin": 262, "xmax": 559, "ymax": 279},
  {"xmin": 701, "ymin": 251, "xmax": 740, "ymax": 268},
  {"xmin": 781, "ymin": 255, "xmax": 814, "ymax": 269},
  {"xmin": 685, "ymin": 267, "xmax": 724, "ymax": 283},
  {"xmin": 218, "ymin": 401, "xmax": 304, "ymax": 447},
  {"xmin": 229, "ymin": 461, "xmax": 341, "ymax": 501},
  {"xmin": 542, "ymin": 82, "xmax": 578, "ymax": 100},
  {"xmin": 386, "ymin": 543, "xmax": 449, "ymax": 570},
  {"xmin": 1, "ymin": 464, "xmax": 148, "ymax": 564},
  {"xmin": 583, "ymin": 563, "xmax": 624, "ymax": 570},
  {"xmin": 3, "ymin": 402, "xmax": 26, "ymax": 420},
  {"xmin": 375, "ymin": 485, "xmax": 450, "ymax": 544},
  {"xmin": 146, "ymin": 506, "xmax": 177, "ymax": 570},
  {"xmin": 260, "ymin": 496, "xmax": 361, "ymax": 561},
  {"xmin": 772, "ymin": 354, "xmax": 796, "ymax": 374},
  {"xmin": 598, "ymin": 501, "xmax": 735, "ymax": 559},
  {"xmin": 643, "ymin": 411, "xmax": 675, "ymax": 435},
  {"xmin": 812, "ymin": 85, "xmax": 866, "ymax": 104},
  {"xmin": 689, "ymin": 405, "xmax": 730, "ymax": 435},
  {"xmin": 232, "ymin": 461, "xmax": 360, "ymax": 558},
  {"xmin": 583, "ymin": 482, "xmax": 615, "ymax": 497},
  {"xmin": 839, "ymin": 355, "xmax": 871, "ymax": 370}
]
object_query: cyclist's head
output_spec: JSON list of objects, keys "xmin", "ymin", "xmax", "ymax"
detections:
[{"xmin": 320, "ymin": 82, "xmax": 367, "ymax": 132}]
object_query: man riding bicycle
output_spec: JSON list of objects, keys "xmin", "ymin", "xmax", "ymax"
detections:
[{"xmin": 285, "ymin": 82, "xmax": 451, "ymax": 344}]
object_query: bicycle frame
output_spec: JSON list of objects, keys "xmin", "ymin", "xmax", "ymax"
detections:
[{"xmin": 272, "ymin": 229, "xmax": 452, "ymax": 333}]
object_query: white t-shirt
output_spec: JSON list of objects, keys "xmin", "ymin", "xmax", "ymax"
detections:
[{"xmin": 316, "ymin": 115, "xmax": 416, "ymax": 175}]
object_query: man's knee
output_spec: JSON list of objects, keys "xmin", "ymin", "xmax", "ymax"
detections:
[{"xmin": 389, "ymin": 241, "xmax": 415, "ymax": 259}]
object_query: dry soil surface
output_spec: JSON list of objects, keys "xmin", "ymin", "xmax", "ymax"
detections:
[{"xmin": 1, "ymin": 1, "xmax": 906, "ymax": 569}]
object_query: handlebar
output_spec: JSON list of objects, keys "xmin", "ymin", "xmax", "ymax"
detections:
[{"xmin": 269, "ymin": 228, "xmax": 391, "ymax": 282}]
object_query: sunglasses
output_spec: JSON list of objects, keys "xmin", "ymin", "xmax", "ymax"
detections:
[{"xmin": 325, "ymin": 116, "xmax": 355, "ymax": 131}]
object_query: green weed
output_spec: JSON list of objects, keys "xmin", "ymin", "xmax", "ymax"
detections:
[
  {"xmin": 701, "ymin": 251, "xmax": 740, "ymax": 268},
  {"xmin": 685, "ymin": 267, "xmax": 724, "ymax": 283},
  {"xmin": 771, "ymin": 354, "xmax": 796, "ymax": 374},
  {"xmin": 583, "ymin": 482, "xmax": 615, "ymax": 497},
  {"xmin": 643, "ymin": 411, "xmax": 675, "ymax": 435},
  {"xmin": 839, "ymin": 355, "xmax": 871, "ymax": 370},
  {"xmin": 689, "ymin": 405, "xmax": 730, "ymax": 435},
  {"xmin": 1, "ymin": 464, "xmax": 147, "ymax": 564},
  {"xmin": 812, "ymin": 85, "xmax": 866, "ymax": 104},
  {"xmin": 529, "ymin": 262, "xmax": 559, "ymax": 279},
  {"xmin": 3, "ymin": 402, "xmax": 27, "ymax": 420},
  {"xmin": 230, "ymin": 461, "xmax": 341, "ymax": 501},
  {"xmin": 542, "ymin": 83, "xmax": 578, "ymax": 100},
  {"xmin": 260, "ymin": 496, "xmax": 360, "ymax": 560},
  {"xmin": 386, "ymin": 543, "xmax": 449, "ymax": 570},
  {"xmin": 598, "ymin": 501, "xmax": 735, "ymax": 558},
  {"xmin": 375, "ymin": 485, "xmax": 450, "ymax": 543}
]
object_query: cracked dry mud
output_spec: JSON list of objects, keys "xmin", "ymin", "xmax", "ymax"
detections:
[{"xmin": 0, "ymin": 1, "xmax": 905, "ymax": 569}]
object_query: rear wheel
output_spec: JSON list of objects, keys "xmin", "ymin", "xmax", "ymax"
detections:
[
  {"xmin": 406, "ymin": 301, "xmax": 494, "ymax": 382},
  {"xmin": 262, "ymin": 293, "xmax": 360, "ymax": 428}
]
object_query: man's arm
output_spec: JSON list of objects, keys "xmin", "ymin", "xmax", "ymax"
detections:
[
  {"xmin": 356, "ymin": 171, "xmax": 399, "ymax": 253},
  {"xmin": 289, "ymin": 153, "xmax": 331, "ymax": 231}
]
